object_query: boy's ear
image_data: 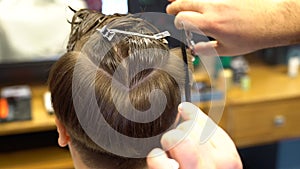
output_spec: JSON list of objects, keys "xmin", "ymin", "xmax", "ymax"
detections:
[{"xmin": 55, "ymin": 117, "xmax": 70, "ymax": 147}]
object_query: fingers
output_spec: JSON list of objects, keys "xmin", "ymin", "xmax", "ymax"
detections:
[
  {"xmin": 178, "ymin": 102, "xmax": 224, "ymax": 147},
  {"xmin": 172, "ymin": 11, "xmax": 220, "ymax": 57},
  {"xmin": 178, "ymin": 102, "xmax": 217, "ymax": 143},
  {"xmin": 166, "ymin": 0, "xmax": 204, "ymax": 15},
  {"xmin": 147, "ymin": 148, "xmax": 179, "ymax": 169},
  {"xmin": 178, "ymin": 102, "xmax": 207, "ymax": 121},
  {"xmin": 161, "ymin": 130, "xmax": 201, "ymax": 169},
  {"xmin": 179, "ymin": 103, "xmax": 238, "ymax": 153},
  {"xmin": 167, "ymin": 1, "xmax": 225, "ymax": 57},
  {"xmin": 174, "ymin": 11, "xmax": 208, "ymax": 32},
  {"xmin": 160, "ymin": 107, "xmax": 214, "ymax": 169},
  {"xmin": 176, "ymin": 120, "xmax": 203, "ymax": 143},
  {"xmin": 157, "ymin": 102, "xmax": 242, "ymax": 169},
  {"xmin": 193, "ymin": 40, "xmax": 237, "ymax": 57},
  {"xmin": 209, "ymin": 127, "xmax": 238, "ymax": 153}
]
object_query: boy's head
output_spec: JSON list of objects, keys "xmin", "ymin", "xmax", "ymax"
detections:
[{"xmin": 48, "ymin": 9, "xmax": 185, "ymax": 169}]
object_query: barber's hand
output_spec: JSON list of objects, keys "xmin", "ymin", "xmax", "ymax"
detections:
[
  {"xmin": 147, "ymin": 102, "xmax": 242, "ymax": 169},
  {"xmin": 166, "ymin": 0, "xmax": 296, "ymax": 56}
]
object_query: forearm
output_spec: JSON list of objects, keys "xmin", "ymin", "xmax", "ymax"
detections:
[{"xmin": 268, "ymin": 0, "xmax": 300, "ymax": 48}]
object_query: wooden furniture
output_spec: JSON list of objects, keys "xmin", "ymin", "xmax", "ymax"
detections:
[
  {"xmin": 0, "ymin": 85, "xmax": 74, "ymax": 169},
  {"xmin": 0, "ymin": 85, "xmax": 56, "ymax": 136},
  {"xmin": 223, "ymin": 62, "xmax": 300, "ymax": 148}
]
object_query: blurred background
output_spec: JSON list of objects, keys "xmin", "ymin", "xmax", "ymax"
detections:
[{"xmin": 0, "ymin": 1, "xmax": 300, "ymax": 169}]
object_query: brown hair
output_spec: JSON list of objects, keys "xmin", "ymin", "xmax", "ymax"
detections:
[{"xmin": 48, "ymin": 9, "xmax": 185, "ymax": 169}]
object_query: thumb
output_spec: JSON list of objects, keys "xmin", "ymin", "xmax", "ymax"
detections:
[{"xmin": 147, "ymin": 148, "xmax": 179, "ymax": 169}]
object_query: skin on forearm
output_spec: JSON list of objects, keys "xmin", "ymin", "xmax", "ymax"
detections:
[
  {"xmin": 274, "ymin": 0, "xmax": 300, "ymax": 47},
  {"xmin": 220, "ymin": 0, "xmax": 300, "ymax": 53},
  {"xmin": 237, "ymin": 0, "xmax": 300, "ymax": 50}
]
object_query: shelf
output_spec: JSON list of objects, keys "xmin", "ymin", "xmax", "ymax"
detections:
[
  {"xmin": 0, "ymin": 146, "xmax": 73, "ymax": 169},
  {"xmin": 227, "ymin": 64, "xmax": 300, "ymax": 105},
  {"xmin": 0, "ymin": 85, "xmax": 56, "ymax": 136}
]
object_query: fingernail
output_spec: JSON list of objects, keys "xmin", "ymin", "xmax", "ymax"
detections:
[
  {"xmin": 148, "ymin": 148, "xmax": 165, "ymax": 158},
  {"xmin": 196, "ymin": 41, "xmax": 218, "ymax": 48}
]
